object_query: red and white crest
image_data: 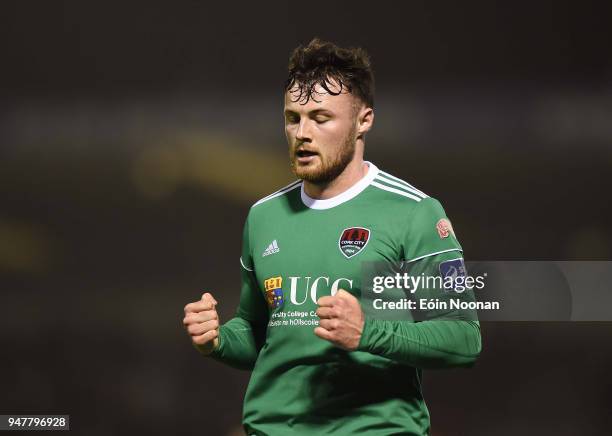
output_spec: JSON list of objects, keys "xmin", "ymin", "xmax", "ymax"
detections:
[
  {"xmin": 436, "ymin": 219, "xmax": 455, "ymax": 239},
  {"xmin": 338, "ymin": 227, "xmax": 371, "ymax": 258}
]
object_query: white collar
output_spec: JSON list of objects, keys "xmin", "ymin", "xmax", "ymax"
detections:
[{"xmin": 300, "ymin": 161, "xmax": 379, "ymax": 210}]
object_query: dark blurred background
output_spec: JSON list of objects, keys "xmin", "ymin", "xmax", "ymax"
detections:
[{"xmin": 1, "ymin": 1, "xmax": 611, "ymax": 435}]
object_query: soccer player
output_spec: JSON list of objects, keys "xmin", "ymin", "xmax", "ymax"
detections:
[{"xmin": 183, "ymin": 38, "xmax": 481, "ymax": 435}]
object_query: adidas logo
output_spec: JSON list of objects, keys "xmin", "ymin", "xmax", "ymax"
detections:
[{"xmin": 262, "ymin": 240, "xmax": 280, "ymax": 257}]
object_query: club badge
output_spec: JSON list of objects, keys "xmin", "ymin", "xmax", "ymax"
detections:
[{"xmin": 338, "ymin": 227, "xmax": 371, "ymax": 258}]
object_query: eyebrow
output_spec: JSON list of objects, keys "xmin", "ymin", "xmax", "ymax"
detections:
[{"xmin": 284, "ymin": 108, "xmax": 333, "ymax": 116}]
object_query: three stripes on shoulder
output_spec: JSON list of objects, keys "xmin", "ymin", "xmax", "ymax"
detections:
[
  {"xmin": 371, "ymin": 171, "xmax": 428, "ymax": 202},
  {"xmin": 252, "ymin": 170, "xmax": 428, "ymax": 207},
  {"xmin": 252, "ymin": 180, "xmax": 302, "ymax": 207}
]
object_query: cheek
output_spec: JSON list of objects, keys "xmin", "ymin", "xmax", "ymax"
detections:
[
  {"xmin": 326, "ymin": 119, "xmax": 350, "ymax": 136},
  {"xmin": 319, "ymin": 124, "xmax": 346, "ymax": 149},
  {"xmin": 285, "ymin": 126, "xmax": 295, "ymax": 141}
]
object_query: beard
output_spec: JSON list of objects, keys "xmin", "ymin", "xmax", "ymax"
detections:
[{"xmin": 289, "ymin": 125, "xmax": 357, "ymax": 184}]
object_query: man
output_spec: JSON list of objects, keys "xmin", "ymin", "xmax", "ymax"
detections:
[{"xmin": 183, "ymin": 38, "xmax": 481, "ymax": 435}]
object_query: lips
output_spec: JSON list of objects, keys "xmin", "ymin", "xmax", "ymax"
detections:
[
  {"xmin": 294, "ymin": 148, "xmax": 319, "ymax": 165},
  {"xmin": 295, "ymin": 149, "xmax": 318, "ymax": 158}
]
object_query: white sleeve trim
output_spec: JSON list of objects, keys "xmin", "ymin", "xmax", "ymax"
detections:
[
  {"xmin": 442, "ymin": 256, "xmax": 465, "ymax": 263},
  {"xmin": 405, "ymin": 248, "xmax": 463, "ymax": 263},
  {"xmin": 239, "ymin": 257, "xmax": 254, "ymax": 272}
]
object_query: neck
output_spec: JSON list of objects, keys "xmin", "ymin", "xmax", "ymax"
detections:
[{"xmin": 303, "ymin": 158, "xmax": 369, "ymax": 200}]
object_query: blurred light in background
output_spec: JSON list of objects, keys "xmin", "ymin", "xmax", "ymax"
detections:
[
  {"xmin": 0, "ymin": 219, "xmax": 54, "ymax": 273},
  {"xmin": 131, "ymin": 134, "xmax": 291, "ymax": 201}
]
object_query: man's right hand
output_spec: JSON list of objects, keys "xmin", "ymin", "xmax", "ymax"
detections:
[{"xmin": 183, "ymin": 292, "xmax": 220, "ymax": 355}]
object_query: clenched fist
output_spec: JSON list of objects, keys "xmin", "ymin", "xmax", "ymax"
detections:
[
  {"xmin": 314, "ymin": 289, "xmax": 365, "ymax": 351},
  {"xmin": 183, "ymin": 292, "xmax": 220, "ymax": 355}
]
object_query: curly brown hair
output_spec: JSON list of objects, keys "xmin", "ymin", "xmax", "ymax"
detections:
[{"xmin": 285, "ymin": 38, "xmax": 375, "ymax": 108}]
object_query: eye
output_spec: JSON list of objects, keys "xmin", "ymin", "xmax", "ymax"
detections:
[
  {"xmin": 314, "ymin": 117, "xmax": 330, "ymax": 124},
  {"xmin": 285, "ymin": 113, "xmax": 299, "ymax": 124}
]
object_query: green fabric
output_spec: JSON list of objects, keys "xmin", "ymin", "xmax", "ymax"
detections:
[
  {"xmin": 205, "ymin": 164, "xmax": 481, "ymax": 435},
  {"xmin": 358, "ymin": 319, "xmax": 481, "ymax": 369},
  {"xmin": 210, "ymin": 317, "xmax": 263, "ymax": 370}
]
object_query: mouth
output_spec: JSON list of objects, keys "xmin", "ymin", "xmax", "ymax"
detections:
[
  {"xmin": 295, "ymin": 149, "xmax": 319, "ymax": 164},
  {"xmin": 296, "ymin": 149, "xmax": 318, "ymax": 158}
]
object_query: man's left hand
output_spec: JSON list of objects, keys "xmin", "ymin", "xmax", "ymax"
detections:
[{"xmin": 314, "ymin": 289, "xmax": 365, "ymax": 350}]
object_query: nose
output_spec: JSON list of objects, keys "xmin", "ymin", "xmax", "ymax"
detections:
[{"xmin": 296, "ymin": 119, "xmax": 311, "ymax": 142}]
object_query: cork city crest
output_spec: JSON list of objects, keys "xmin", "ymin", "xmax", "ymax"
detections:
[
  {"xmin": 264, "ymin": 276, "xmax": 285, "ymax": 309},
  {"xmin": 338, "ymin": 227, "xmax": 371, "ymax": 259}
]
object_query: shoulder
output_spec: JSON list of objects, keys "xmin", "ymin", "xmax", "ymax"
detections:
[
  {"xmin": 247, "ymin": 179, "xmax": 302, "ymax": 218},
  {"xmin": 368, "ymin": 167, "xmax": 434, "ymax": 211},
  {"xmin": 369, "ymin": 167, "xmax": 460, "ymax": 253},
  {"xmin": 252, "ymin": 179, "xmax": 302, "ymax": 207},
  {"xmin": 369, "ymin": 167, "xmax": 453, "ymax": 231}
]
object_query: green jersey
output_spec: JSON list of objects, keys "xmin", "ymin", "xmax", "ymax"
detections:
[{"xmin": 209, "ymin": 162, "xmax": 481, "ymax": 435}]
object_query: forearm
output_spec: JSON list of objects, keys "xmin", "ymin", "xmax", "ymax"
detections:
[
  {"xmin": 357, "ymin": 318, "xmax": 481, "ymax": 369},
  {"xmin": 205, "ymin": 316, "xmax": 265, "ymax": 370}
]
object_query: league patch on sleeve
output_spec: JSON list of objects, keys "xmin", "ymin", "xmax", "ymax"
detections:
[{"xmin": 439, "ymin": 258, "xmax": 467, "ymax": 292}]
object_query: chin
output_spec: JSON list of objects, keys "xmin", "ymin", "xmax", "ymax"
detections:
[
  {"xmin": 292, "ymin": 162, "xmax": 324, "ymax": 183},
  {"xmin": 297, "ymin": 169, "xmax": 335, "ymax": 184}
]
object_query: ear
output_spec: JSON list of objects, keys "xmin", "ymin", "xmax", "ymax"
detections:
[{"xmin": 357, "ymin": 106, "xmax": 374, "ymax": 136}]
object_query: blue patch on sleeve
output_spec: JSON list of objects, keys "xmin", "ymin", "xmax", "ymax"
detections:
[
  {"xmin": 439, "ymin": 258, "xmax": 467, "ymax": 292},
  {"xmin": 439, "ymin": 258, "xmax": 466, "ymax": 279}
]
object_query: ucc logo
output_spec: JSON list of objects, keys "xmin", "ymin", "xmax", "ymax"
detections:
[{"xmin": 287, "ymin": 276, "xmax": 354, "ymax": 305}]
